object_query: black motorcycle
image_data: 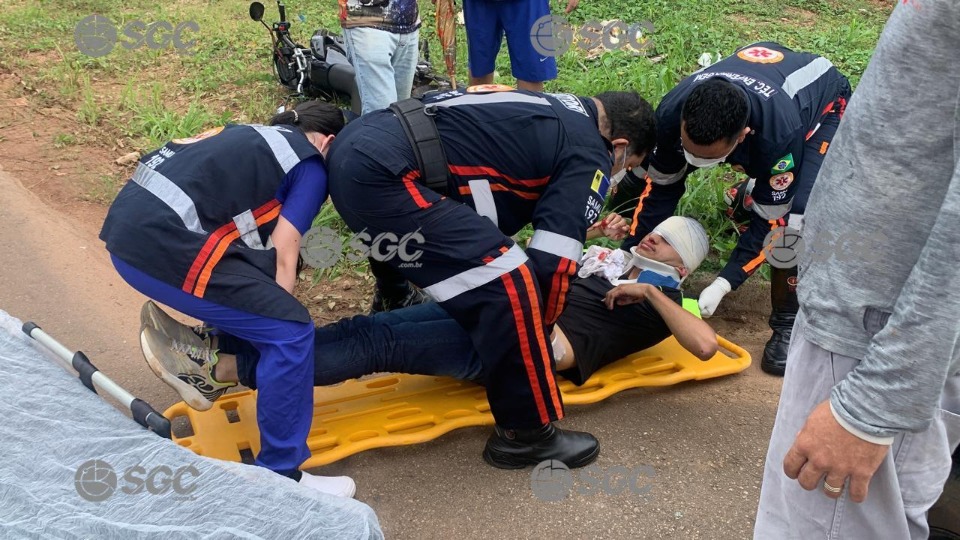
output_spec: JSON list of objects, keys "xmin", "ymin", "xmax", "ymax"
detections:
[{"xmin": 249, "ymin": 1, "xmax": 451, "ymax": 115}]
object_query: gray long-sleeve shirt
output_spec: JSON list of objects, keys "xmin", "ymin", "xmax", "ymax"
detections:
[{"xmin": 797, "ymin": 0, "xmax": 960, "ymax": 439}]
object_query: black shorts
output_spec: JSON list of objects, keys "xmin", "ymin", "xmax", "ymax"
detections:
[{"xmin": 556, "ymin": 275, "xmax": 681, "ymax": 385}]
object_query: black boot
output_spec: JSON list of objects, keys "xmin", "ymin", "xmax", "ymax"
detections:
[
  {"xmin": 761, "ymin": 266, "xmax": 799, "ymax": 376},
  {"xmin": 368, "ymin": 258, "xmax": 431, "ymax": 313},
  {"xmin": 482, "ymin": 423, "xmax": 600, "ymax": 469}
]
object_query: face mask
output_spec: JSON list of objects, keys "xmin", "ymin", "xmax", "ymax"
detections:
[
  {"xmin": 683, "ymin": 147, "xmax": 728, "ymax": 169},
  {"xmin": 610, "ymin": 148, "xmax": 628, "ymax": 188}
]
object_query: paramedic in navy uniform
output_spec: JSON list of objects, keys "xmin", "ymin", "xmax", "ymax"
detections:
[
  {"xmin": 99, "ymin": 101, "xmax": 357, "ymax": 497},
  {"xmin": 619, "ymin": 42, "xmax": 852, "ymax": 376},
  {"xmin": 327, "ymin": 88, "xmax": 656, "ymax": 469}
]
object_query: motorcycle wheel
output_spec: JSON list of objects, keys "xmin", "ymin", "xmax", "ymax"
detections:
[{"xmin": 273, "ymin": 53, "xmax": 298, "ymax": 91}]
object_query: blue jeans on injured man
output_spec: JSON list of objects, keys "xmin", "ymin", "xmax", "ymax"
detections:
[
  {"xmin": 342, "ymin": 27, "xmax": 420, "ymax": 115},
  {"xmin": 225, "ymin": 302, "xmax": 483, "ymax": 387}
]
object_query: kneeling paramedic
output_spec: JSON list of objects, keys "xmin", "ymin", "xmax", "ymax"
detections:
[
  {"xmin": 99, "ymin": 102, "xmax": 356, "ymax": 497},
  {"xmin": 326, "ymin": 88, "xmax": 656, "ymax": 468},
  {"xmin": 618, "ymin": 42, "xmax": 851, "ymax": 376}
]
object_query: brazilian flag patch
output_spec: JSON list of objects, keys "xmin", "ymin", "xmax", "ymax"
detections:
[{"xmin": 771, "ymin": 153, "xmax": 795, "ymax": 174}]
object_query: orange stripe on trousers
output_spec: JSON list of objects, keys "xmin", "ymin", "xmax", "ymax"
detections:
[
  {"xmin": 501, "ymin": 272, "xmax": 550, "ymax": 425},
  {"xmin": 518, "ymin": 264, "xmax": 564, "ymax": 419},
  {"xmin": 402, "ymin": 170, "xmax": 432, "ymax": 209}
]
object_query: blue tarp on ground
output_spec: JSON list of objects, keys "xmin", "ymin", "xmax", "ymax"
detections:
[{"xmin": 0, "ymin": 309, "xmax": 383, "ymax": 540}]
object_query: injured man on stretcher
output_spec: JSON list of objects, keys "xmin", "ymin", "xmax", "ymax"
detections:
[{"xmin": 140, "ymin": 216, "xmax": 716, "ymax": 411}]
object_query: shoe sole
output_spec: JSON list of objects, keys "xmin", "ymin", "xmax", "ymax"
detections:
[
  {"xmin": 140, "ymin": 329, "xmax": 214, "ymax": 412},
  {"xmin": 141, "ymin": 301, "xmax": 204, "ymax": 348},
  {"xmin": 482, "ymin": 443, "xmax": 601, "ymax": 470},
  {"xmin": 760, "ymin": 361, "xmax": 786, "ymax": 377}
]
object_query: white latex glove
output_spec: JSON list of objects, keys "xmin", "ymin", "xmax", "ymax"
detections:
[{"xmin": 698, "ymin": 277, "xmax": 731, "ymax": 318}]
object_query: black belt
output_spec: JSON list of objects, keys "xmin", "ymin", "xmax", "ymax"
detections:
[{"xmin": 389, "ymin": 98, "xmax": 449, "ymax": 196}]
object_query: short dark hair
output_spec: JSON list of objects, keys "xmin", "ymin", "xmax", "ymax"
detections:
[
  {"xmin": 269, "ymin": 100, "xmax": 345, "ymax": 136},
  {"xmin": 681, "ymin": 78, "xmax": 748, "ymax": 146},
  {"xmin": 594, "ymin": 91, "xmax": 656, "ymax": 157}
]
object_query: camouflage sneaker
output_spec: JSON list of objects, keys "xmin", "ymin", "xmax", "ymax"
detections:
[
  {"xmin": 140, "ymin": 301, "xmax": 214, "ymax": 354},
  {"xmin": 140, "ymin": 326, "xmax": 234, "ymax": 411}
]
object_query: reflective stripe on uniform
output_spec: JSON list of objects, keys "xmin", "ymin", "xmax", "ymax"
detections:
[
  {"xmin": 430, "ymin": 92, "xmax": 551, "ymax": 109},
  {"xmin": 753, "ymin": 200, "xmax": 792, "ymax": 220},
  {"xmin": 782, "ymin": 57, "xmax": 835, "ymax": 99},
  {"xmin": 646, "ymin": 163, "xmax": 687, "ymax": 186},
  {"xmin": 468, "ymin": 179, "xmax": 499, "ymax": 226},
  {"xmin": 251, "ymin": 125, "xmax": 301, "ymax": 174},
  {"xmin": 424, "ymin": 243, "xmax": 529, "ymax": 302},
  {"xmin": 233, "ymin": 209, "xmax": 265, "ymax": 250},
  {"xmin": 182, "ymin": 198, "xmax": 282, "ymax": 296},
  {"xmin": 528, "ymin": 230, "xmax": 583, "ymax": 261},
  {"xmin": 131, "ymin": 164, "xmax": 206, "ymax": 234}
]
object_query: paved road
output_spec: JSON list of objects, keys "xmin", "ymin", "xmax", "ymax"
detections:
[{"xmin": 0, "ymin": 166, "xmax": 784, "ymax": 539}]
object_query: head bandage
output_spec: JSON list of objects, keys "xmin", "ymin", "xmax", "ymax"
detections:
[{"xmin": 652, "ymin": 216, "xmax": 709, "ymax": 274}]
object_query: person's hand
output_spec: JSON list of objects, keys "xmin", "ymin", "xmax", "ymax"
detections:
[
  {"xmin": 783, "ymin": 400, "xmax": 890, "ymax": 502},
  {"xmin": 697, "ymin": 277, "xmax": 731, "ymax": 318},
  {"xmin": 588, "ymin": 214, "xmax": 631, "ymax": 240},
  {"xmin": 604, "ymin": 283, "xmax": 651, "ymax": 309},
  {"xmin": 564, "ymin": 0, "xmax": 579, "ymax": 13}
]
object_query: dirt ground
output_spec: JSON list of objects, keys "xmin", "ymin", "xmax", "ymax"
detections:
[{"xmin": 0, "ymin": 69, "xmax": 785, "ymax": 538}]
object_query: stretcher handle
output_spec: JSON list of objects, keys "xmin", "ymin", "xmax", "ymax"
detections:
[
  {"xmin": 716, "ymin": 335, "xmax": 751, "ymax": 364},
  {"xmin": 22, "ymin": 322, "xmax": 172, "ymax": 439}
]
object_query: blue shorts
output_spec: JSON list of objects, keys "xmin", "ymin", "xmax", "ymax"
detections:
[{"xmin": 463, "ymin": 0, "xmax": 558, "ymax": 83}]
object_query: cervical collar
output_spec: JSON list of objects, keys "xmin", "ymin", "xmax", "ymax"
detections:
[{"xmin": 630, "ymin": 254, "xmax": 682, "ymax": 289}]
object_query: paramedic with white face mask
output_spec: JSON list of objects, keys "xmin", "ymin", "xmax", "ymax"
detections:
[{"xmin": 617, "ymin": 41, "xmax": 852, "ymax": 377}]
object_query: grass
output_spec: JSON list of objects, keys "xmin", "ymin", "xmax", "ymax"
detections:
[{"xmin": 0, "ymin": 0, "xmax": 893, "ymax": 281}]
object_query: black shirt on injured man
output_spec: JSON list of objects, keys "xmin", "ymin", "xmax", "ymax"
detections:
[{"xmin": 556, "ymin": 275, "xmax": 682, "ymax": 385}]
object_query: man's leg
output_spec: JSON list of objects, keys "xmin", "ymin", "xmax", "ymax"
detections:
[
  {"xmin": 462, "ymin": 0, "xmax": 503, "ymax": 85},
  {"xmin": 212, "ymin": 303, "xmax": 484, "ymax": 391},
  {"xmin": 761, "ymin": 104, "xmax": 844, "ymax": 375},
  {"xmin": 113, "ymin": 258, "xmax": 341, "ymax": 486},
  {"xmin": 342, "ymin": 27, "xmax": 401, "ymax": 114},
  {"xmin": 235, "ymin": 303, "xmax": 483, "ymax": 386},
  {"xmin": 392, "ymin": 28, "xmax": 419, "ymax": 101},
  {"xmin": 501, "ymin": 0, "xmax": 556, "ymax": 90},
  {"xmin": 755, "ymin": 310, "xmax": 957, "ymax": 539}
]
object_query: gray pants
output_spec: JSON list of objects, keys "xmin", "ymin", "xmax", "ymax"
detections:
[{"xmin": 754, "ymin": 311, "xmax": 960, "ymax": 539}]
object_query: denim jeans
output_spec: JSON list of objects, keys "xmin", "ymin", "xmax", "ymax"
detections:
[
  {"xmin": 342, "ymin": 27, "xmax": 419, "ymax": 115},
  {"xmin": 230, "ymin": 302, "xmax": 483, "ymax": 388}
]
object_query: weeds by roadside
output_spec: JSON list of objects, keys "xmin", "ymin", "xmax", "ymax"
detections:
[{"xmin": 0, "ymin": 0, "xmax": 891, "ymax": 283}]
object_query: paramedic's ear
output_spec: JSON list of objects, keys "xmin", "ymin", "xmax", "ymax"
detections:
[
  {"xmin": 611, "ymin": 137, "xmax": 630, "ymax": 157},
  {"xmin": 314, "ymin": 134, "xmax": 335, "ymax": 157},
  {"xmin": 678, "ymin": 265, "xmax": 689, "ymax": 278}
]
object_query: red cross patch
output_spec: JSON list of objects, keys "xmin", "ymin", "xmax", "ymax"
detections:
[
  {"xmin": 770, "ymin": 172, "xmax": 794, "ymax": 191},
  {"xmin": 737, "ymin": 46, "xmax": 785, "ymax": 64}
]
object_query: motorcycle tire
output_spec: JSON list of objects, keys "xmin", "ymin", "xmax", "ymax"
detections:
[{"xmin": 273, "ymin": 53, "xmax": 299, "ymax": 91}]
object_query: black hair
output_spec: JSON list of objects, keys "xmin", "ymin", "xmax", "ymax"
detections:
[
  {"xmin": 269, "ymin": 100, "xmax": 345, "ymax": 136},
  {"xmin": 594, "ymin": 91, "xmax": 656, "ymax": 157},
  {"xmin": 681, "ymin": 78, "xmax": 749, "ymax": 145}
]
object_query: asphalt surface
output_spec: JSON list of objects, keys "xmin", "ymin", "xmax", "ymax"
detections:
[{"xmin": 0, "ymin": 167, "xmax": 785, "ymax": 539}]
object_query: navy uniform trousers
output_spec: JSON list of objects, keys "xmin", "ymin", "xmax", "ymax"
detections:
[{"xmin": 327, "ymin": 127, "xmax": 564, "ymax": 430}]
